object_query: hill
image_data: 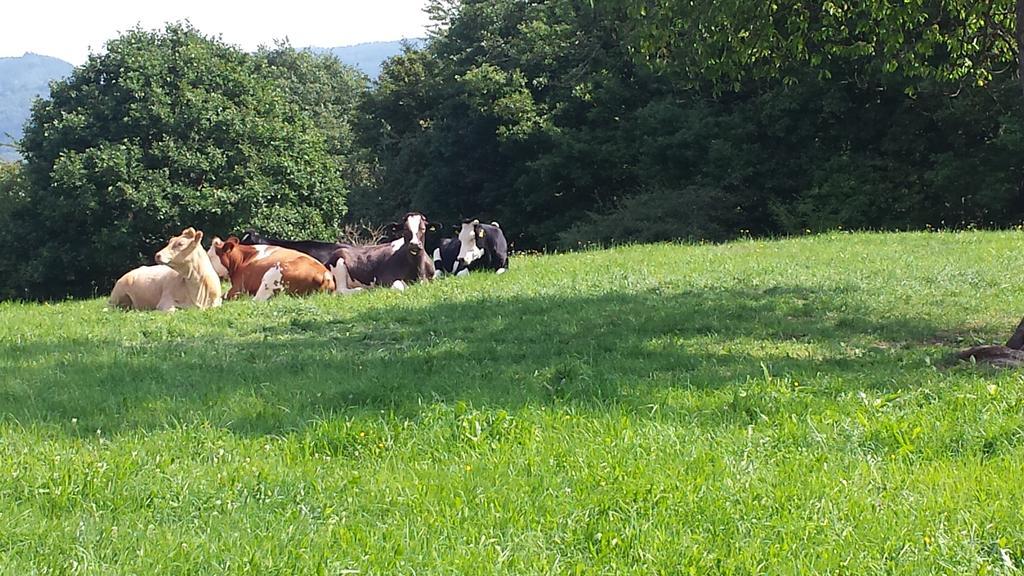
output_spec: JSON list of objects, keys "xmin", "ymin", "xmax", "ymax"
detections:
[
  {"xmin": 1, "ymin": 232, "xmax": 1023, "ymax": 572},
  {"xmin": 0, "ymin": 53, "xmax": 74, "ymax": 162},
  {"xmin": 315, "ymin": 39, "xmax": 423, "ymax": 78}
]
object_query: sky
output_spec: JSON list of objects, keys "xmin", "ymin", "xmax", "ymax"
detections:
[{"xmin": 1, "ymin": 0, "xmax": 432, "ymax": 64}]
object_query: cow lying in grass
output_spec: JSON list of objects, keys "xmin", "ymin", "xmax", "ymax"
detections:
[
  {"xmin": 208, "ymin": 237, "xmax": 335, "ymax": 300},
  {"xmin": 109, "ymin": 227, "xmax": 222, "ymax": 312},
  {"xmin": 238, "ymin": 230, "xmax": 346, "ymax": 266},
  {"xmin": 326, "ymin": 212, "xmax": 435, "ymax": 292},
  {"xmin": 432, "ymin": 219, "xmax": 509, "ymax": 277}
]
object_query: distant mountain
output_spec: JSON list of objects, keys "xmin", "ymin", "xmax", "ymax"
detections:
[
  {"xmin": 315, "ymin": 39, "xmax": 425, "ymax": 79},
  {"xmin": 0, "ymin": 53, "xmax": 74, "ymax": 162}
]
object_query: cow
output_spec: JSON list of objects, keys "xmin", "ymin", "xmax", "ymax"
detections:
[
  {"xmin": 326, "ymin": 212, "xmax": 435, "ymax": 292},
  {"xmin": 238, "ymin": 230, "xmax": 346, "ymax": 266},
  {"xmin": 208, "ymin": 237, "xmax": 335, "ymax": 300},
  {"xmin": 108, "ymin": 227, "xmax": 222, "ymax": 312},
  {"xmin": 432, "ymin": 219, "xmax": 509, "ymax": 277}
]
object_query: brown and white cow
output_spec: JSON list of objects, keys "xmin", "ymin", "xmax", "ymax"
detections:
[
  {"xmin": 208, "ymin": 236, "xmax": 335, "ymax": 300},
  {"xmin": 326, "ymin": 212, "xmax": 435, "ymax": 292},
  {"xmin": 109, "ymin": 227, "xmax": 222, "ymax": 312}
]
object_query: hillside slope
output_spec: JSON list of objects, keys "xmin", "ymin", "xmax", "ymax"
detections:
[
  {"xmin": 1, "ymin": 232, "xmax": 1023, "ymax": 573},
  {"xmin": 0, "ymin": 53, "xmax": 74, "ymax": 161},
  {"xmin": 317, "ymin": 39, "xmax": 423, "ymax": 78}
]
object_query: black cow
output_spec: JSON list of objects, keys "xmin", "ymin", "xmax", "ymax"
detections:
[
  {"xmin": 432, "ymin": 219, "xmax": 509, "ymax": 277},
  {"xmin": 326, "ymin": 213, "xmax": 436, "ymax": 291},
  {"xmin": 238, "ymin": 230, "xmax": 347, "ymax": 265}
]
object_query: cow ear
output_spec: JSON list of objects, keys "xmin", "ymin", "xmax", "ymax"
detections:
[
  {"xmin": 427, "ymin": 222, "xmax": 442, "ymax": 232},
  {"xmin": 193, "ymin": 230, "xmax": 204, "ymax": 243}
]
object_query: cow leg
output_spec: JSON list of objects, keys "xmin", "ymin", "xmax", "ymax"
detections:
[
  {"xmin": 329, "ymin": 260, "xmax": 363, "ymax": 295},
  {"xmin": 456, "ymin": 269, "xmax": 469, "ymax": 277},
  {"xmin": 156, "ymin": 292, "xmax": 178, "ymax": 313},
  {"xmin": 431, "ymin": 249, "xmax": 443, "ymax": 279},
  {"xmin": 391, "ymin": 280, "xmax": 407, "ymax": 291},
  {"xmin": 254, "ymin": 265, "xmax": 285, "ymax": 301},
  {"xmin": 496, "ymin": 268, "xmax": 507, "ymax": 275},
  {"xmin": 108, "ymin": 279, "xmax": 132, "ymax": 310},
  {"xmin": 421, "ymin": 258, "xmax": 436, "ymax": 282}
]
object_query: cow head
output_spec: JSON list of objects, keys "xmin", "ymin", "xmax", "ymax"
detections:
[
  {"xmin": 389, "ymin": 212, "xmax": 430, "ymax": 257},
  {"xmin": 155, "ymin": 227, "xmax": 204, "ymax": 267},
  {"xmin": 457, "ymin": 219, "xmax": 487, "ymax": 268},
  {"xmin": 207, "ymin": 236, "xmax": 231, "ymax": 278}
]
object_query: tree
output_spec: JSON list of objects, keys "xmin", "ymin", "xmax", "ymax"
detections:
[
  {"xmin": 620, "ymin": 0, "xmax": 1019, "ymax": 93},
  {"xmin": 256, "ymin": 45, "xmax": 374, "ymax": 193},
  {"xmin": 11, "ymin": 23, "xmax": 352, "ymax": 299},
  {"xmin": 0, "ymin": 163, "xmax": 30, "ymax": 299},
  {"xmin": 359, "ymin": 0, "xmax": 1024, "ymax": 251},
  {"xmin": 361, "ymin": 0, "xmax": 654, "ymax": 247}
]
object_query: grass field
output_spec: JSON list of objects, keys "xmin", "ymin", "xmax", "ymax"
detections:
[{"xmin": 2, "ymin": 231, "xmax": 1024, "ymax": 574}]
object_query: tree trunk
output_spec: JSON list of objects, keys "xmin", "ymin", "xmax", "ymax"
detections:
[
  {"xmin": 1007, "ymin": 315, "xmax": 1024, "ymax": 349},
  {"xmin": 1018, "ymin": 0, "xmax": 1024, "ymax": 96},
  {"xmin": 959, "ymin": 344, "xmax": 1024, "ymax": 368}
]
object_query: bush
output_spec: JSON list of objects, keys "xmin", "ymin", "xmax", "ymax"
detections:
[{"xmin": 557, "ymin": 186, "xmax": 741, "ymax": 249}]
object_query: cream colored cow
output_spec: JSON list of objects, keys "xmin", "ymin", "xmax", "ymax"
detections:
[{"xmin": 108, "ymin": 227, "xmax": 222, "ymax": 312}]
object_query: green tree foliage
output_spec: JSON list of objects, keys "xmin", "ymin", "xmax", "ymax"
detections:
[
  {"xmin": 257, "ymin": 44, "xmax": 372, "ymax": 188},
  {"xmin": 363, "ymin": 0, "xmax": 654, "ymax": 247},
  {"xmin": 0, "ymin": 163, "xmax": 31, "ymax": 299},
  {"xmin": 619, "ymin": 0, "xmax": 1019, "ymax": 92},
  {"xmin": 10, "ymin": 24, "xmax": 364, "ymax": 299},
  {"xmin": 358, "ymin": 0, "xmax": 1024, "ymax": 249}
]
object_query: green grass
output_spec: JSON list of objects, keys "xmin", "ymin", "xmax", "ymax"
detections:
[{"xmin": 2, "ymin": 231, "xmax": 1024, "ymax": 574}]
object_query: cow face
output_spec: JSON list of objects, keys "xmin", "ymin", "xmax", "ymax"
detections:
[
  {"xmin": 394, "ymin": 212, "xmax": 428, "ymax": 257},
  {"xmin": 207, "ymin": 237, "xmax": 230, "ymax": 278},
  {"xmin": 457, "ymin": 219, "xmax": 486, "ymax": 267},
  {"xmin": 155, "ymin": 227, "xmax": 203, "ymax": 266}
]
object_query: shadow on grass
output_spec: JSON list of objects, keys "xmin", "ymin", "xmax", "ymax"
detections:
[{"xmin": 0, "ymin": 286, "xmax": 953, "ymax": 436}]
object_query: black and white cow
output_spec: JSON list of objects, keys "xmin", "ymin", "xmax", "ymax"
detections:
[
  {"xmin": 239, "ymin": 230, "xmax": 347, "ymax": 266},
  {"xmin": 432, "ymin": 219, "xmax": 509, "ymax": 277},
  {"xmin": 325, "ymin": 212, "xmax": 436, "ymax": 292}
]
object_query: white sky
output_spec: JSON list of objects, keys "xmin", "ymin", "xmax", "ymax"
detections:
[{"xmin": 1, "ymin": 0, "xmax": 432, "ymax": 64}]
